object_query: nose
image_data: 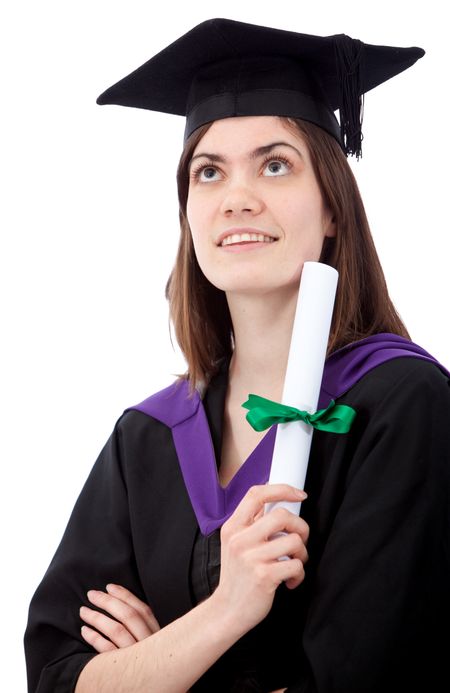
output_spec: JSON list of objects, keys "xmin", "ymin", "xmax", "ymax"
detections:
[{"xmin": 219, "ymin": 177, "xmax": 264, "ymax": 216}]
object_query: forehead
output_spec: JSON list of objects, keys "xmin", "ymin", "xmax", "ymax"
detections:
[{"xmin": 192, "ymin": 115, "xmax": 306, "ymax": 155}]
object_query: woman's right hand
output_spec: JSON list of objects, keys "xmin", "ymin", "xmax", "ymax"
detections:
[{"xmin": 214, "ymin": 484, "xmax": 309, "ymax": 636}]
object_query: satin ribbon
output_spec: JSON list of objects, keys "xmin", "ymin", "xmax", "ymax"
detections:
[{"xmin": 242, "ymin": 394, "xmax": 356, "ymax": 433}]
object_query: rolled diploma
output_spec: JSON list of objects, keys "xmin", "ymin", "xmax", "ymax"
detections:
[{"xmin": 265, "ymin": 261, "xmax": 338, "ymax": 516}]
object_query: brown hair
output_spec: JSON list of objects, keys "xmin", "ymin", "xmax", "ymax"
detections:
[{"xmin": 166, "ymin": 117, "xmax": 410, "ymax": 386}]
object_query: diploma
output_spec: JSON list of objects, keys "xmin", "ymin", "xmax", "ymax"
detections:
[{"xmin": 265, "ymin": 261, "xmax": 338, "ymax": 516}]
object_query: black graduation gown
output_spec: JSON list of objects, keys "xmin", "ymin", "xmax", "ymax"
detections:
[{"xmin": 24, "ymin": 357, "xmax": 450, "ymax": 692}]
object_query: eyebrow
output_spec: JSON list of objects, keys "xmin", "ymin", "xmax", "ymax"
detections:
[{"xmin": 189, "ymin": 141, "xmax": 303, "ymax": 166}]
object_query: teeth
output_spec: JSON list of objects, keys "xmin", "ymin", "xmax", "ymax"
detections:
[{"xmin": 221, "ymin": 233, "xmax": 275, "ymax": 246}]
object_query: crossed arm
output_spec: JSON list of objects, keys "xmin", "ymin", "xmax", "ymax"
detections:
[
  {"xmin": 81, "ymin": 585, "xmax": 287, "ymax": 693},
  {"xmin": 75, "ymin": 483, "xmax": 307, "ymax": 693}
]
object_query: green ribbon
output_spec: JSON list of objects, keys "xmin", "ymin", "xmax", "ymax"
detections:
[{"xmin": 242, "ymin": 394, "xmax": 356, "ymax": 434}]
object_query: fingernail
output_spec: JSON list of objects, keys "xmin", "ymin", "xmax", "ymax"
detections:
[{"xmin": 295, "ymin": 489, "xmax": 308, "ymax": 499}]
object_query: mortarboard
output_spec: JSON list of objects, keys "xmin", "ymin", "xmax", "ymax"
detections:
[{"xmin": 96, "ymin": 18, "xmax": 424, "ymax": 158}]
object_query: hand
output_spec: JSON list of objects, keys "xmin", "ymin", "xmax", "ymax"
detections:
[
  {"xmin": 80, "ymin": 583, "xmax": 160, "ymax": 653},
  {"xmin": 214, "ymin": 484, "xmax": 309, "ymax": 636}
]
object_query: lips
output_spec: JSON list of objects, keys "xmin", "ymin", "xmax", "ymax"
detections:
[{"xmin": 217, "ymin": 229, "xmax": 277, "ymax": 247}]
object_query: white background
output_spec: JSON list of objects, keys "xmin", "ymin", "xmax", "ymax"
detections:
[{"xmin": 2, "ymin": 0, "xmax": 449, "ymax": 689}]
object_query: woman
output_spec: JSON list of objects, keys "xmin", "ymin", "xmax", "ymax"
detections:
[{"xmin": 25, "ymin": 18, "xmax": 450, "ymax": 693}]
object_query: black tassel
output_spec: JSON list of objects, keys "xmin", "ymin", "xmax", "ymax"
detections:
[{"xmin": 334, "ymin": 35, "xmax": 365, "ymax": 159}]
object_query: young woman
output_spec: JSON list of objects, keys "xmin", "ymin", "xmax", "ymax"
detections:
[{"xmin": 25, "ymin": 19, "xmax": 450, "ymax": 693}]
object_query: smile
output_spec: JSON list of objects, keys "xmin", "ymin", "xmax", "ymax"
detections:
[{"xmin": 220, "ymin": 232, "xmax": 277, "ymax": 247}]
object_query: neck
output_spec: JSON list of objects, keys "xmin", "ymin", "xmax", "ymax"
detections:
[{"xmin": 226, "ymin": 287, "xmax": 298, "ymax": 401}]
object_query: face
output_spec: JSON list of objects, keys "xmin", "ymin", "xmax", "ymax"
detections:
[{"xmin": 186, "ymin": 116, "xmax": 335, "ymax": 297}]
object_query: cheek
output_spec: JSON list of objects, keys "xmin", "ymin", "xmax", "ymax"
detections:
[
  {"xmin": 284, "ymin": 200, "xmax": 330, "ymax": 266},
  {"xmin": 186, "ymin": 199, "xmax": 212, "ymax": 273},
  {"xmin": 186, "ymin": 199, "xmax": 201, "ymax": 250},
  {"xmin": 287, "ymin": 197, "xmax": 327, "ymax": 239},
  {"xmin": 186, "ymin": 193, "xmax": 211, "ymax": 242},
  {"xmin": 185, "ymin": 195, "xmax": 195, "ymax": 233}
]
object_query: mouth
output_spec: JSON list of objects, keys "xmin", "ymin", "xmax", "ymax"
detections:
[{"xmin": 218, "ymin": 230, "xmax": 278, "ymax": 247}]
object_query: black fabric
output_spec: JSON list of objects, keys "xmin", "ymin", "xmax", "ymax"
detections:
[
  {"xmin": 25, "ymin": 357, "xmax": 450, "ymax": 692},
  {"xmin": 96, "ymin": 18, "xmax": 425, "ymax": 155},
  {"xmin": 189, "ymin": 528, "xmax": 222, "ymax": 605}
]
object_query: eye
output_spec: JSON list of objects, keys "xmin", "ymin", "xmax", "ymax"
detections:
[
  {"xmin": 201, "ymin": 166, "xmax": 220, "ymax": 181},
  {"xmin": 190, "ymin": 163, "xmax": 222, "ymax": 183},
  {"xmin": 262, "ymin": 156, "xmax": 292, "ymax": 177}
]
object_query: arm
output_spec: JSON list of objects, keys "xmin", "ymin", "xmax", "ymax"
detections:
[
  {"xmin": 25, "ymin": 424, "xmax": 141, "ymax": 692},
  {"xmin": 24, "ymin": 408, "xmax": 308, "ymax": 693},
  {"xmin": 80, "ymin": 583, "xmax": 161, "ymax": 653},
  {"xmin": 75, "ymin": 483, "xmax": 308, "ymax": 693},
  {"xmin": 80, "ymin": 585, "xmax": 287, "ymax": 693}
]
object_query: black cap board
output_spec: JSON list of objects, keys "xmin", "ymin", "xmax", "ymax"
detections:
[{"xmin": 96, "ymin": 18, "xmax": 425, "ymax": 158}]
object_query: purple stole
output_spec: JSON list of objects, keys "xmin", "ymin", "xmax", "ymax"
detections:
[{"xmin": 126, "ymin": 334, "xmax": 449, "ymax": 534}]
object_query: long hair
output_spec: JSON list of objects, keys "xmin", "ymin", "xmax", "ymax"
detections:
[{"xmin": 166, "ymin": 117, "xmax": 409, "ymax": 387}]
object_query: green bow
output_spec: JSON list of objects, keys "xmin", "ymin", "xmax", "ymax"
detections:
[{"xmin": 242, "ymin": 394, "xmax": 356, "ymax": 433}]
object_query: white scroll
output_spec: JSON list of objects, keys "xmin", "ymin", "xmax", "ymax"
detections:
[{"xmin": 265, "ymin": 261, "xmax": 338, "ymax": 516}]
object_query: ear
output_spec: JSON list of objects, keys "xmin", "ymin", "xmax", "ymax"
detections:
[{"xmin": 323, "ymin": 212, "xmax": 337, "ymax": 239}]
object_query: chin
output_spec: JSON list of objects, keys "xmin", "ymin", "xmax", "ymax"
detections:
[
  {"xmin": 219, "ymin": 279, "xmax": 301, "ymax": 298},
  {"xmin": 200, "ymin": 262, "xmax": 304, "ymax": 295}
]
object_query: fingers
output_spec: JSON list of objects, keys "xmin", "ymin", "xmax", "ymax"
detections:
[
  {"xmin": 81, "ymin": 624, "xmax": 118, "ymax": 653},
  {"xmin": 224, "ymin": 505, "xmax": 309, "ymax": 559},
  {"xmin": 85, "ymin": 589, "xmax": 156, "ymax": 642},
  {"xmin": 219, "ymin": 487, "xmax": 310, "ymax": 605},
  {"xmin": 258, "ymin": 530, "xmax": 309, "ymax": 566},
  {"xmin": 269, "ymin": 556, "xmax": 305, "ymax": 590},
  {"xmin": 80, "ymin": 607, "xmax": 136, "ymax": 650},
  {"xmin": 254, "ymin": 506, "xmax": 309, "ymax": 544},
  {"xmin": 221, "ymin": 486, "xmax": 310, "ymax": 579},
  {"xmin": 79, "ymin": 587, "xmax": 160, "ymax": 652},
  {"xmin": 223, "ymin": 484, "xmax": 307, "ymax": 531},
  {"xmin": 230, "ymin": 517, "xmax": 308, "ymax": 589},
  {"xmin": 105, "ymin": 584, "xmax": 160, "ymax": 633}
]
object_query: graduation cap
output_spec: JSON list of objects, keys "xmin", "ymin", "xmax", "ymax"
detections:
[{"xmin": 96, "ymin": 18, "xmax": 424, "ymax": 158}]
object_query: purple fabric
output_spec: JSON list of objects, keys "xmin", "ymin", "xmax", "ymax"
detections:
[
  {"xmin": 129, "ymin": 379, "xmax": 199, "ymax": 428},
  {"xmin": 128, "ymin": 333, "xmax": 449, "ymax": 534},
  {"xmin": 318, "ymin": 332, "xmax": 450, "ymax": 408},
  {"xmin": 127, "ymin": 377, "xmax": 276, "ymax": 534},
  {"xmin": 172, "ymin": 414, "xmax": 276, "ymax": 535}
]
